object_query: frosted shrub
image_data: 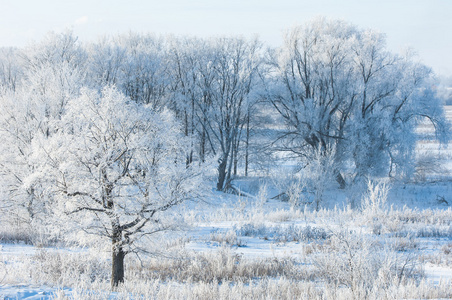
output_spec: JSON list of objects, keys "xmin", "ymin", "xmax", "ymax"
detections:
[
  {"xmin": 129, "ymin": 247, "xmax": 307, "ymax": 283},
  {"xmin": 286, "ymin": 178, "xmax": 307, "ymax": 209},
  {"xmin": 0, "ymin": 223, "xmax": 34, "ymax": 244},
  {"xmin": 210, "ymin": 229, "xmax": 245, "ymax": 247},
  {"xmin": 269, "ymin": 149, "xmax": 338, "ymax": 211},
  {"xmin": 441, "ymin": 242, "xmax": 452, "ymax": 255},
  {"xmin": 0, "ymin": 219, "xmax": 64, "ymax": 247},
  {"xmin": 362, "ymin": 179, "xmax": 389, "ymax": 214},
  {"xmin": 255, "ymin": 181, "xmax": 268, "ymax": 211},
  {"xmin": 313, "ymin": 230, "xmax": 424, "ymax": 300},
  {"xmin": 314, "ymin": 232, "xmax": 382, "ymax": 292},
  {"xmin": 305, "ymin": 147, "xmax": 338, "ymax": 211},
  {"xmin": 1, "ymin": 249, "xmax": 110, "ymax": 288},
  {"xmin": 391, "ymin": 235, "xmax": 419, "ymax": 252},
  {"xmin": 361, "ymin": 179, "xmax": 390, "ymax": 234},
  {"xmin": 270, "ymin": 167, "xmax": 299, "ymax": 203},
  {"xmin": 395, "ymin": 225, "xmax": 452, "ymax": 238},
  {"xmin": 235, "ymin": 223, "xmax": 329, "ymax": 243}
]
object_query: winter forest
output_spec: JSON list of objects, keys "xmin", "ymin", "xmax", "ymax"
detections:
[{"xmin": 1, "ymin": 18, "xmax": 452, "ymax": 299}]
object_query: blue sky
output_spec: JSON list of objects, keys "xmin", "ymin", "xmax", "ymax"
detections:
[{"xmin": 1, "ymin": 0, "xmax": 451, "ymax": 76}]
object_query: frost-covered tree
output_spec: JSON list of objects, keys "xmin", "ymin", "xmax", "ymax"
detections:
[
  {"xmin": 167, "ymin": 37, "xmax": 206, "ymax": 165},
  {"xmin": 36, "ymin": 86, "xmax": 205, "ymax": 288},
  {"xmin": 168, "ymin": 37, "xmax": 263, "ymax": 191},
  {"xmin": 117, "ymin": 33, "xmax": 170, "ymax": 109},
  {"xmin": 85, "ymin": 33, "xmax": 170, "ymax": 110},
  {"xmin": 0, "ymin": 47, "xmax": 23, "ymax": 93},
  {"xmin": 203, "ymin": 37, "xmax": 262, "ymax": 191},
  {"xmin": 0, "ymin": 31, "xmax": 84, "ymax": 224},
  {"xmin": 266, "ymin": 18, "xmax": 449, "ymax": 186},
  {"xmin": 85, "ymin": 36, "xmax": 125, "ymax": 88}
]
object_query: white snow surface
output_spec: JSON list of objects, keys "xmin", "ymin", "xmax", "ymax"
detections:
[
  {"xmin": 0, "ymin": 285, "xmax": 71, "ymax": 300},
  {"xmin": 424, "ymin": 263, "xmax": 452, "ymax": 285}
]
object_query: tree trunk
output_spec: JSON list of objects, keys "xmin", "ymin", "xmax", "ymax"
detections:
[
  {"xmin": 245, "ymin": 114, "xmax": 250, "ymax": 177},
  {"xmin": 184, "ymin": 110, "xmax": 193, "ymax": 166},
  {"xmin": 217, "ymin": 155, "xmax": 228, "ymax": 191},
  {"xmin": 111, "ymin": 229, "xmax": 125, "ymax": 289},
  {"xmin": 226, "ymin": 146, "xmax": 234, "ymax": 189},
  {"xmin": 27, "ymin": 188, "xmax": 35, "ymax": 222},
  {"xmin": 335, "ymin": 170, "xmax": 346, "ymax": 189},
  {"xmin": 233, "ymin": 154, "xmax": 238, "ymax": 176},
  {"xmin": 233, "ymin": 134, "xmax": 240, "ymax": 177},
  {"xmin": 200, "ymin": 123, "xmax": 206, "ymax": 163},
  {"xmin": 231, "ymin": 136, "xmax": 237, "ymax": 177}
]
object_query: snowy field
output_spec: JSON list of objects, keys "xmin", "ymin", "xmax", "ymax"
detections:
[
  {"xmin": 1, "ymin": 184, "xmax": 452, "ymax": 299},
  {"xmin": 1, "ymin": 109, "xmax": 451, "ymax": 299}
]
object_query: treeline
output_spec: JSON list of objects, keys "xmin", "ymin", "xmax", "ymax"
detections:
[{"xmin": 0, "ymin": 18, "xmax": 449, "ymax": 201}]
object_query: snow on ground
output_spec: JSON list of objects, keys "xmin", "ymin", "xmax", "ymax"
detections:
[
  {"xmin": 0, "ymin": 285, "xmax": 71, "ymax": 300},
  {"xmin": 1, "ymin": 182, "xmax": 451, "ymax": 298},
  {"xmin": 424, "ymin": 264, "xmax": 452, "ymax": 285},
  {"xmin": 1, "ymin": 243, "xmax": 36, "ymax": 257}
]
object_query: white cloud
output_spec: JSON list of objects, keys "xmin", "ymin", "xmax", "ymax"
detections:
[{"xmin": 74, "ymin": 16, "xmax": 89, "ymax": 25}]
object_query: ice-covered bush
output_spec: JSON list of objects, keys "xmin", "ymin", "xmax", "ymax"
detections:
[
  {"xmin": 210, "ymin": 229, "xmax": 246, "ymax": 247},
  {"xmin": 313, "ymin": 230, "xmax": 423, "ymax": 300},
  {"xmin": 235, "ymin": 223, "xmax": 330, "ymax": 243}
]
